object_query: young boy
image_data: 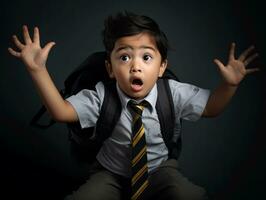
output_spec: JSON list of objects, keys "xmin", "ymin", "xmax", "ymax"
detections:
[{"xmin": 8, "ymin": 11, "xmax": 259, "ymax": 200}]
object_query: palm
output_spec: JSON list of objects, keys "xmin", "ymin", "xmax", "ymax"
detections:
[
  {"xmin": 214, "ymin": 43, "xmax": 259, "ymax": 86},
  {"xmin": 222, "ymin": 59, "xmax": 246, "ymax": 85},
  {"xmin": 21, "ymin": 43, "xmax": 46, "ymax": 68},
  {"xmin": 8, "ymin": 25, "xmax": 55, "ymax": 72}
]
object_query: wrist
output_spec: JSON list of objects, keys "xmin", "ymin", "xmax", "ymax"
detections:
[
  {"xmin": 27, "ymin": 65, "xmax": 47, "ymax": 74},
  {"xmin": 221, "ymin": 81, "xmax": 238, "ymax": 91},
  {"xmin": 28, "ymin": 66, "xmax": 49, "ymax": 79}
]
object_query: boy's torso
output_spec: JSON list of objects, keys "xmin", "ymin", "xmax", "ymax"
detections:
[{"xmin": 66, "ymin": 79, "xmax": 210, "ymax": 178}]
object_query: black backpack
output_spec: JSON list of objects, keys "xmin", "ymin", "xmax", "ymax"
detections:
[{"xmin": 30, "ymin": 51, "xmax": 182, "ymax": 164}]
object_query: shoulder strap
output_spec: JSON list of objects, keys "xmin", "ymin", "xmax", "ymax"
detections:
[
  {"xmin": 67, "ymin": 81, "xmax": 121, "ymax": 165},
  {"xmin": 95, "ymin": 81, "xmax": 122, "ymax": 143},
  {"xmin": 156, "ymin": 78, "xmax": 175, "ymax": 147},
  {"xmin": 156, "ymin": 78, "xmax": 182, "ymax": 159}
]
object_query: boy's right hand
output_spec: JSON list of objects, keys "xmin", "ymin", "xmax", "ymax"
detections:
[{"xmin": 8, "ymin": 25, "xmax": 55, "ymax": 73}]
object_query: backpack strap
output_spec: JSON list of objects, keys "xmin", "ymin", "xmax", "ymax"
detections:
[
  {"xmin": 156, "ymin": 78, "xmax": 182, "ymax": 159},
  {"xmin": 67, "ymin": 81, "xmax": 121, "ymax": 164},
  {"xmin": 95, "ymin": 81, "xmax": 122, "ymax": 143}
]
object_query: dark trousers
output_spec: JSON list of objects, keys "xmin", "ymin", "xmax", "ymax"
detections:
[{"xmin": 65, "ymin": 159, "xmax": 208, "ymax": 200}]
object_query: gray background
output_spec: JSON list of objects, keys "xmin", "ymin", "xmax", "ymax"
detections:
[{"xmin": 1, "ymin": 0, "xmax": 265, "ymax": 199}]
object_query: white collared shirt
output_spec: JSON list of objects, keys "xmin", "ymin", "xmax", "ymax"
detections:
[{"xmin": 66, "ymin": 79, "xmax": 210, "ymax": 177}]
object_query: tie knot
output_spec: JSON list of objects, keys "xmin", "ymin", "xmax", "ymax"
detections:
[{"xmin": 128, "ymin": 100, "xmax": 148, "ymax": 116}]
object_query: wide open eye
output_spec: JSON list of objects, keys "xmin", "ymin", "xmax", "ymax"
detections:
[
  {"xmin": 120, "ymin": 55, "xmax": 130, "ymax": 62},
  {"xmin": 143, "ymin": 54, "xmax": 152, "ymax": 61}
]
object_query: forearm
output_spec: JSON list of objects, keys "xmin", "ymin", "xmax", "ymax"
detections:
[
  {"xmin": 28, "ymin": 67, "xmax": 71, "ymax": 121},
  {"xmin": 201, "ymin": 42, "xmax": 259, "ymax": 117},
  {"xmin": 8, "ymin": 25, "xmax": 76, "ymax": 122},
  {"xmin": 203, "ymin": 81, "xmax": 238, "ymax": 117}
]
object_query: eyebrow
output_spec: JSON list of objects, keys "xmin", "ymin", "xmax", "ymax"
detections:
[{"xmin": 114, "ymin": 45, "xmax": 156, "ymax": 53}]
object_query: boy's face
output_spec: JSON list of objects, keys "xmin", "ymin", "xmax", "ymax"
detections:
[{"xmin": 106, "ymin": 32, "xmax": 167, "ymax": 100}]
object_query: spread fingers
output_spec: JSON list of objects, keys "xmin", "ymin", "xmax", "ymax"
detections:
[
  {"xmin": 8, "ymin": 47, "xmax": 21, "ymax": 58},
  {"xmin": 12, "ymin": 35, "xmax": 24, "ymax": 49},
  {"xmin": 22, "ymin": 25, "xmax": 32, "ymax": 44}
]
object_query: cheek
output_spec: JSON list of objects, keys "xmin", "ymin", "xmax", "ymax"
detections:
[
  {"xmin": 148, "ymin": 65, "xmax": 162, "ymax": 77},
  {"xmin": 114, "ymin": 68, "xmax": 128, "ymax": 82}
]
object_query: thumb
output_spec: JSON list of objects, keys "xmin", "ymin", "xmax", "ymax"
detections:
[
  {"xmin": 43, "ymin": 42, "xmax": 56, "ymax": 57},
  {"xmin": 213, "ymin": 58, "xmax": 225, "ymax": 72}
]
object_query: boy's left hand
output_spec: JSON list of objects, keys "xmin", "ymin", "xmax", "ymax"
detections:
[{"xmin": 214, "ymin": 43, "xmax": 259, "ymax": 86}]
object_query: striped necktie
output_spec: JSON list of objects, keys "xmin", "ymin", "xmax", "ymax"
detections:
[{"xmin": 128, "ymin": 100, "xmax": 149, "ymax": 200}]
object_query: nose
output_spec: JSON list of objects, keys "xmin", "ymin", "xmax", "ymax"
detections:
[{"xmin": 130, "ymin": 59, "xmax": 142, "ymax": 73}]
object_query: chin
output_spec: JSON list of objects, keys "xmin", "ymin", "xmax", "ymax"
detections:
[
  {"xmin": 128, "ymin": 92, "xmax": 148, "ymax": 100},
  {"xmin": 122, "ymin": 86, "xmax": 150, "ymax": 100}
]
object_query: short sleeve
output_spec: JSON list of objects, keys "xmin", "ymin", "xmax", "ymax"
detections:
[
  {"xmin": 65, "ymin": 82, "xmax": 105, "ymax": 128},
  {"xmin": 168, "ymin": 79, "xmax": 210, "ymax": 121}
]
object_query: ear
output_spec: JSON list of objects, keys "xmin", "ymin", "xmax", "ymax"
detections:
[
  {"xmin": 158, "ymin": 59, "xmax": 168, "ymax": 77},
  {"xmin": 105, "ymin": 60, "xmax": 115, "ymax": 78}
]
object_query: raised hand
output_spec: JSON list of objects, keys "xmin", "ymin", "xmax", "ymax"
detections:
[
  {"xmin": 214, "ymin": 43, "xmax": 259, "ymax": 86},
  {"xmin": 8, "ymin": 25, "xmax": 55, "ymax": 72}
]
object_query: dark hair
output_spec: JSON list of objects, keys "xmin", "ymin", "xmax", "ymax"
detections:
[{"xmin": 102, "ymin": 11, "xmax": 169, "ymax": 62}]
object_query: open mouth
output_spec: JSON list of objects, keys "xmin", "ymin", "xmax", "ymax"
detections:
[
  {"xmin": 132, "ymin": 79, "xmax": 143, "ymax": 86},
  {"xmin": 131, "ymin": 78, "xmax": 143, "ymax": 92}
]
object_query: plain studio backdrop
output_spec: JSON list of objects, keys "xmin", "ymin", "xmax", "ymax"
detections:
[{"xmin": 0, "ymin": 0, "xmax": 265, "ymax": 199}]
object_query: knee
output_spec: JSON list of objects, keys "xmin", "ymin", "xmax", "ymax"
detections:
[
  {"xmin": 65, "ymin": 190, "xmax": 120, "ymax": 200},
  {"xmin": 161, "ymin": 185, "xmax": 208, "ymax": 200},
  {"xmin": 179, "ymin": 185, "xmax": 209, "ymax": 200}
]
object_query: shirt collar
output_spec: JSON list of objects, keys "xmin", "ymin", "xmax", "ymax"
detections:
[{"xmin": 116, "ymin": 82, "xmax": 157, "ymax": 111}]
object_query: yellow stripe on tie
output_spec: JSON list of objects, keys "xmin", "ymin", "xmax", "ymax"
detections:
[
  {"xmin": 136, "ymin": 105, "xmax": 144, "ymax": 111},
  {"xmin": 131, "ymin": 180, "xmax": 149, "ymax": 200},
  {"xmin": 132, "ymin": 146, "xmax": 146, "ymax": 167},
  {"xmin": 131, "ymin": 164, "xmax": 148, "ymax": 186},
  {"xmin": 132, "ymin": 125, "xmax": 145, "ymax": 147},
  {"xmin": 133, "ymin": 123, "xmax": 144, "ymax": 141}
]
